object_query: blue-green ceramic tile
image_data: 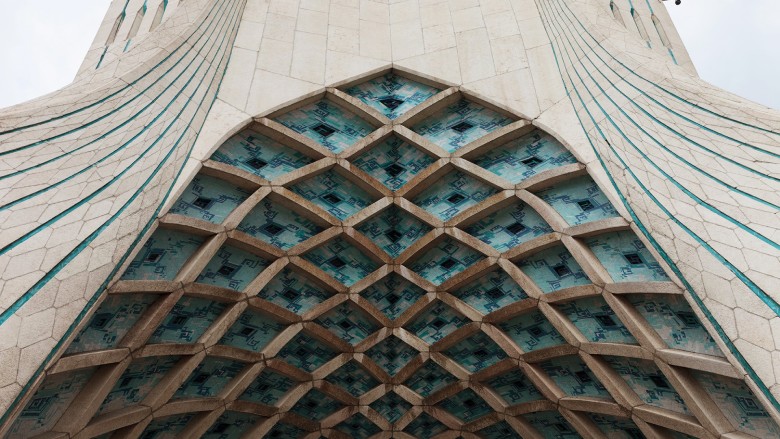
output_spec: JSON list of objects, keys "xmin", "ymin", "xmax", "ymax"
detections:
[
  {"xmin": 203, "ymin": 411, "xmax": 262, "ymax": 439},
  {"xmin": 218, "ymin": 309, "xmax": 286, "ymax": 352},
  {"xmin": 370, "ymin": 392, "xmax": 411, "ymax": 423},
  {"xmin": 413, "ymin": 170, "xmax": 498, "ymax": 221},
  {"xmin": 326, "ymin": 361, "xmax": 380, "ymax": 397},
  {"xmin": 453, "ymin": 268, "xmax": 528, "ymax": 314},
  {"xmin": 589, "ymin": 414, "xmax": 645, "ymax": 439},
  {"xmin": 352, "ymin": 135, "xmax": 436, "ymax": 190},
  {"xmin": 499, "ymin": 310, "xmax": 566, "ymax": 352},
  {"xmin": 411, "ymin": 99, "xmax": 512, "ymax": 152},
  {"xmin": 336, "ymin": 414, "xmax": 382, "ymax": 437},
  {"xmin": 366, "ymin": 336, "xmax": 418, "ymax": 376},
  {"xmin": 139, "ymin": 414, "xmax": 194, "ymax": 439},
  {"xmin": 302, "ymin": 237, "xmax": 379, "ymax": 286},
  {"xmin": 291, "ymin": 389, "xmax": 342, "ymax": 421},
  {"xmin": 209, "ymin": 129, "xmax": 313, "ymax": 180},
  {"xmin": 168, "ymin": 174, "xmax": 251, "ymax": 224},
  {"xmin": 556, "ymin": 296, "xmax": 637, "ymax": 344},
  {"xmin": 274, "ymin": 100, "xmax": 374, "ymax": 153},
  {"xmin": 478, "ymin": 421, "xmax": 522, "ymax": 439},
  {"xmin": 121, "ymin": 228, "xmax": 204, "ymax": 281},
  {"xmin": 586, "ymin": 231, "xmax": 670, "ymax": 282},
  {"xmin": 604, "ymin": 356, "xmax": 689, "ymax": 414},
  {"xmin": 239, "ymin": 369, "xmax": 296, "ymax": 405},
  {"xmin": 175, "ymin": 356, "xmax": 245, "ymax": 398},
  {"xmin": 237, "ymin": 197, "xmax": 323, "ymax": 250},
  {"xmin": 539, "ymin": 355, "xmax": 610, "ymax": 398},
  {"xmin": 315, "ymin": 302, "xmax": 379, "ymax": 345},
  {"xmin": 289, "ymin": 170, "xmax": 375, "ymax": 220},
  {"xmin": 360, "ymin": 274, "xmax": 425, "ymax": 320},
  {"xmin": 524, "ymin": 411, "xmax": 581, "ymax": 438},
  {"xmin": 404, "ymin": 361, "xmax": 457, "ymax": 397},
  {"xmin": 148, "ymin": 296, "xmax": 226, "ymax": 344},
  {"xmin": 277, "ymin": 333, "xmax": 338, "ymax": 372},
  {"xmin": 535, "ymin": 175, "xmax": 619, "ymax": 226},
  {"xmin": 356, "ymin": 206, "xmax": 431, "ymax": 257},
  {"xmin": 404, "ymin": 412, "xmax": 448, "ymax": 438},
  {"xmin": 258, "ymin": 268, "xmax": 331, "ymax": 314},
  {"xmin": 443, "ymin": 332, "xmax": 507, "ymax": 372},
  {"xmin": 196, "ymin": 244, "xmax": 271, "ymax": 291},
  {"xmin": 463, "ymin": 201, "xmax": 552, "ymax": 252},
  {"xmin": 487, "ymin": 369, "xmax": 543, "ymax": 405},
  {"xmin": 408, "ymin": 237, "xmax": 484, "ymax": 285},
  {"xmin": 517, "ymin": 245, "xmax": 590, "ymax": 293},
  {"xmin": 439, "ymin": 389, "xmax": 492, "ymax": 422},
  {"xmin": 98, "ymin": 356, "xmax": 179, "ymax": 414},
  {"xmin": 407, "ymin": 301, "xmax": 467, "ymax": 344},
  {"xmin": 344, "ymin": 73, "xmax": 439, "ymax": 119}
]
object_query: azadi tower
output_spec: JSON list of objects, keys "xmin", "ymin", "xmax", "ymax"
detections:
[{"xmin": 0, "ymin": 0, "xmax": 779, "ymax": 437}]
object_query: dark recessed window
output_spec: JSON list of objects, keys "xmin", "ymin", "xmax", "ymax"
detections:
[
  {"xmin": 431, "ymin": 318, "xmax": 446, "ymax": 329},
  {"xmin": 552, "ymin": 264, "xmax": 571, "ymax": 277},
  {"xmin": 338, "ymin": 320, "xmax": 353, "ymax": 330},
  {"xmin": 451, "ymin": 121, "xmax": 474, "ymax": 133},
  {"xmin": 425, "ymin": 373, "xmax": 436, "ymax": 381},
  {"xmin": 675, "ymin": 311, "xmax": 698, "ymax": 327},
  {"xmin": 329, "ymin": 257, "xmax": 346, "ymax": 268},
  {"xmin": 246, "ymin": 158, "xmax": 268, "ymax": 170},
  {"xmin": 463, "ymin": 399, "xmax": 476, "ymax": 407},
  {"xmin": 385, "ymin": 230, "xmax": 403, "ymax": 243},
  {"xmin": 386, "ymin": 293, "xmax": 400, "ymax": 304},
  {"xmin": 473, "ymin": 349, "xmax": 488, "ymax": 358},
  {"xmin": 283, "ymin": 289, "xmax": 299, "ymax": 300},
  {"xmin": 624, "ymin": 253, "xmax": 643, "ymax": 265},
  {"xmin": 306, "ymin": 400, "xmax": 317, "ymax": 408},
  {"xmin": 527, "ymin": 326, "xmax": 543, "ymax": 337},
  {"xmin": 505, "ymin": 222, "xmax": 526, "ymax": 235},
  {"xmin": 649, "ymin": 375, "xmax": 670, "ymax": 389},
  {"xmin": 512, "ymin": 379, "xmax": 528, "ymax": 390},
  {"xmin": 344, "ymin": 376, "xmax": 355, "ymax": 384},
  {"xmin": 577, "ymin": 199, "xmax": 595, "ymax": 211},
  {"xmin": 295, "ymin": 347, "xmax": 308, "ymax": 357},
  {"xmin": 193, "ymin": 373, "xmax": 209, "ymax": 384},
  {"xmin": 521, "ymin": 156, "xmax": 543, "ymax": 168},
  {"xmin": 120, "ymin": 377, "xmax": 133, "ymax": 387},
  {"xmin": 384, "ymin": 163, "xmax": 405, "ymax": 177},
  {"xmin": 170, "ymin": 315, "xmax": 188, "ymax": 327},
  {"xmin": 595, "ymin": 314, "xmax": 617, "ymax": 328},
  {"xmin": 312, "ymin": 123, "xmax": 336, "ymax": 137},
  {"xmin": 446, "ymin": 193, "xmax": 466, "ymax": 204},
  {"xmin": 554, "ymin": 423, "xmax": 571, "ymax": 432},
  {"xmin": 440, "ymin": 258, "xmax": 458, "ymax": 270},
  {"xmin": 193, "ymin": 196, "xmax": 213, "ymax": 209},
  {"xmin": 386, "ymin": 352, "xmax": 397, "ymax": 360},
  {"xmin": 379, "ymin": 97, "xmax": 404, "ymax": 110},
  {"xmin": 256, "ymin": 383, "xmax": 270, "ymax": 391},
  {"xmin": 484, "ymin": 288, "xmax": 503, "ymax": 300},
  {"xmin": 217, "ymin": 265, "xmax": 236, "ymax": 276},
  {"xmin": 322, "ymin": 193, "xmax": 342, "ymax": 205},
  {"xmin": 212, "ymin": 423, "xmax": 230, "ymax": 433},
  {"xmin": 239, "ymin": 326, "xmax": 256, "ymax": 337},
  {"xmin": 145, "ymin": 251, "xmax": 163, "ymax": 263},
  {"xmin": 91, "ymin": 314, "xmax": 111, "ymax": 329},
  {"xmin": 263, "ymin": 223, "xmax": 285, "ymax": 236},
  {"xmin": 574, "ymin": 371, "xmax": 592, "ymax": 383}
]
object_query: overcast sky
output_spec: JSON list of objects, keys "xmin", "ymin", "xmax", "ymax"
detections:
[{"xmin": 0, "ymin": 0, "xmax": 778, "ymax": 110}]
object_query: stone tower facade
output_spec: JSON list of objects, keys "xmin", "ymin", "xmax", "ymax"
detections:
[{"xmin": 1, "ymin": 0, "xmax": 779, "ymax": 438}]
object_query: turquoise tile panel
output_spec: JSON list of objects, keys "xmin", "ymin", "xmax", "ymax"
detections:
[
  {"xmin": 586, "ymin": 231, "xmax": 670, "ymax": 282},
  {"xmin": 694, "ymin": 371, "xmax": 780, "ymax": 436},
  {"xmin": 258, "ymin": 268, "xmax": 331, "ymax": 314},
  {"xmin": 121, "ymin": 228, "xmax": 204, "ymax": 281},
  {"xmin": 289, "ymin": 170, "xmax": 375, "ymax": 220},
  {"xmin": 175, "ymin": 356, "xmax": 245, "ymax": 398},
  {"xmin": 274, "ymin": 100, "xmax": 374, "ymax": 153},
  {"xmin": 291, "ymin": 389, "xmax": 342, "ymax": 421},
  {"xmin": 352, "ymin": 135, "xmax": 436, "ymax": 190},
  {"xmin": 439, "ymin": 389, "xmax": 491, "ymax": 422},
  {"xmin": 498, "ymin": 310, "xmax": 566, "ymax": 352},
  {"xmin": 302, "ymin": 237, "xmax": 379, "ymax": 286},
  {"xmin": 539, "ymin": 355, "xmax": 610, "ymax": 398},
  {"xmin": 453, "ymin": 268, "xmax": 528, "ymax": 314},
  {"xmin": 404, "ymin": 361, "xmax": 457, "ymax": 397},
  {"xmin": 536, "ymin": 175, "xmax": 619, "ymax": 226},
  {"xmin": 277, "ymin": 333, "xmax": 338, "ymax": 372},
  {"xmin": 239, "ymin": 369, "xmax": 296, "ymax": 405},
  {"xmin": 408, "ymin": 237, "xmax": 485, "ymax": 285},
  {"xmin": 236, "ymin": 198, "xmax": 323, "ymax": 250},
  {"xmin": 474, "ymin": 128, "xmax": 577, "ymax": 184},
  {"xmin": 443, "ymin": 332, "xmax": 507, "ymax": 372},
  {"xmin": 218, "ymin": 309, "xmax": 285, "ymax": 352},
  {"xmin": 203, "ymin": 411, "xmax": 262, "ymax": 439},
  {"xmin": 139, "ymin": 414, "xmax": 194, "ymax": 439},
  {"xmin": 315, "ymin": 302, "xmax": 379, "ymax": 345},
  {"xmin": 524, "ymin": 411, "xmax": 581, "ymax": 438},
  {"xmin": 517, "ymin": 245, "xmax": 590, "ymax": 293},
  {"xmin": 8, "ymin": 368, "xmax": 95, "ymax": 437},
  {"xmin": 407, "ymin": 301, "xmax": 467, "ymax": 344},
  {"xmin": 344, "ymin": 73, "xmax": 439, "ymax": 119},
  {"xmin": 629, "ymin": 294, "xmax": 723, "ymax": 356},
  {"xmin": 478, "ymin": 421, "xmax": 522, "ymax": 439},
  {"xmin": 148, "ymin": 296, "xmax": 226, "ymax": 344},
  {"xmin": 463, "ymin": 201, "xmax": 553, "ymax": 252},
  {"xmin": 370, "ymin": 391, "xmax": 411, "ymax": 423},
  {"xmin": 265, "ymin": 422, "xmax": 306, "ymax": 438},
  {"xmin": 487, "ymin": 369, "xmax": 543, "ymax": 405},
  {"xmin": 604, "ymin": 356, "xmax": 689, "ymax": 414},
  {"xmin": 196, "ymin": 244, "xmax": 271, "ymax": 291},
  {"xmin": 326, "ymin": 361, "xmax": 379, "ymax": 397},
  {"xmin": 336, "ymin": 414, "xmax": 382, "ymax": 437},
  {"xmin": 366, "ymin": 336, "xmax": 418, "ymax": 376},
  {"xmin": 556, "ymin": 296, "xmax": 637, "ymax": 344},
  {"xmin": 411, "ymin": 99, "xmax": 513, "ymax": 152},
  {"xmin": 589, "ymin": 414, "xmax": 645, "ymax": 439},
  {"xmin": 361, "ymin": 274, "xmax": 425, "ymax": 320},
  {"xmin": 404, "ymin": 412, "xmax": 448, "ymax": 438},
  {"xmin": 98, "ymin": 356, "xmax": 179, "ymax": 414},
  {"xmin": 413, "ymin": 170, "xmax": 498, "ymax": 220},
  {"xmin": 210, "ymin": 128, "xmax": 313, "ymax": 180},
  {"xmin": 168, "ymin": 174, "xmax": 251, "ymax": 224},
  {"xmin": 65, "ymin": 293, "xmax": 157, "ymax": 354},
  {"xmin": 356, "ymin": 206, "xmax": 431, "ymax": 257}
]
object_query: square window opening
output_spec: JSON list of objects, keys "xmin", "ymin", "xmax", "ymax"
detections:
[
  {"xmin": 193, "ymin": 196, "xmax": 213, "ymax": 209},
  {"xmin": 312, "ymin": 123, "xmax": 337, "ymax": 137},
  {"xmin": 451, "ymin": 121, "xmax": 474, "ymax": 133}
]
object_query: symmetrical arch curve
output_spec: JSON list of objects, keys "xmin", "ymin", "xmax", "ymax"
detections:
[{"xmin": 5, "ymin": 69, "xmax": 779, "ymax": 439}]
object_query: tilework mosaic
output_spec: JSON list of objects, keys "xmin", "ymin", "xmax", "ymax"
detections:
[
  {"xmin": 203, "ymin": 411, "xmax": 262, "ymax": 439},
  {"xmin": 523, "ymin": 411, "xmax": 581, "ymax": 438},
  {"xmin": 8, "ymin": 368, "xmax": 95, "ymax": 437},
  {"xmin": 147, "ymin": 296, "xmax": 227, "ymax": 344},
  {"xmin": 97, "ymin": 356, "xmax": 180, "ymax": 414},
  {"xmin": 693, "ymin": 371, "xmax": 780, "ymax": 436},
  {"xmin": 218, "ymin": 308, "xmax": 285, "ymax": 352},
  {"xmin": 556, "ymin": 296, "xmax": 637, "ymax": 344},
  {"xmin": 352, "ymin": 135, "xmax": 436, "ymax": 191},
  {"xmin": 302, "ymin": 237, "xmax": 379, "ymax": 286},
  {"xmin": 355, "ymin": 206, "xmax": 431, "ymax": 258},
  {"xmin": 258, "ymin": 268, "xmax": 331, "ymax": 314},
  {"xmin": 289, "ymin": 170, "xmax": 375, "ymax": 220},
  {"xmin": 413, "ymin": 170, "xmax": 498, "ymax": 221},
  {"xmin": 404, "ymin": 361, "xmax": 457, "ymax": 397},
  {"xmin": 336, "ymin": 414, "xmax": 382, "ymax": 437},
  {"xmin": 535, "ymin": 175, "xmax": 619, "ymax": 226},
  {"xmin": 195, "ymin": 244, "xmax": 271, "ymax": 291},
  {"xmin": 487, "ymin": 369, "xmax": 543, "ymax": 405},
  {"xmin": 477, "ymin": 421, "xmax": 522, "ymax": 439},
  {"xmin": 138, "ymin": 413, "xmax": 194, "ymax": 439},
  {"xmin": 168, "ymin": 174, "xmax": 251, "ymax": 224},
  {"xmin": 360, "ymin": 274, "xmax": 425, "ymax": 320},
  {"xmin": 403, "ymin": 412, "xmax": 448, "ymax": 438},
  {"xmin": 463, "ymin": 201, "xmax": 553, "ymax": 252},
  {"xmin": 366, "ymin": 336, "xmax": 418, "ymax": 376},
  {"xmin": 274, "ymin": 99, "xmax": 374, "ymax": 153},
  {"xmin": 628, "ymin": 294, "xmax": 723, "ymax": 356},
  {"xmin": 277, "ymin": 333, "xmax": 337, "ymax": 372},
  {"xmin": 65, "ymin": 293, "xmax": 157, "ymax": 354},
  {"xmin": 315, "ymin": 301, "xmax": 379, "ymax": 345},
  {"xmin": 174, "ymin": 356, "xmax": 245, "ymax": 398},
  {"xmin": 411, "ymin": 99, "xmax": 513, "ymax": 152},
  {"xmin": 209, "ymin": 128, "xmax": 313, "ymax": 180},
  {"xmin": 407, "ymin": 301, "xmax": 468, "ymax": 344},
  {"xmin": 474, "ymin": 129, "xmax": 577, "ymax": 184},
  {"xmin": 326, "ymin": 361, "xmax": 379, "ymax": 397},
  {"xmin": 586, "ymin": 231, "xmax": 670, "ymax": 282},
  {"xmin": 589, "ymin": 414, "xmax": 645, "ymax": 439},
  {"xmin": 344, "ymin": 73, "xmax": 439, "ymax": 119},
  {"xmin": 408, "ymin": 237, "xmax": 485, "ymax": 285},
  {"xmin": 264, "ymin": 422, "xmax": 306, "ymax": 438},
  {"xmin": 517, "ymin": 245, "xmax": 591, "ymax": 293},
  {"xmin": 443, "ymin": 332, "xmax": 507, "ymax": 372},
  {"xmin": 238, "ymin": 369, "xmax": 296, "ymax": 405},
  {"xmin": 291, "ymin": 389, "xmax": 342, "ymax": 421},
  {"xmin": 440, "ymin": 388, "xmax": 492, "ymax": 422},
  {"xmin": 370, "ymin": 391, "xmax": 411, "ymax": 423},
  {"xmin": 121, "ymin": 228, "xmax": 205, "ymax": 281},
  {"xmin": 498, "ymin": 309, "xmax": 566, "ymax": 352},
  {"xmin": 453, "ymin": 268, "xmax": 528, "ymax": 314},
  {"xmin": 604, "ymin": 356, "xmax": 689, "ymax": 414},
  {"xmin": 236, "ymin": 198, "xmax": 323, "ymax": 250},
  {"xmin": 539, "ymin": 355, "xmax": 610, "ymax": 398}
]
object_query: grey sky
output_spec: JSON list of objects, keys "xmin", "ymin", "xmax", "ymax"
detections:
[{"xmin": 0, "ymin": 1, "xmax": 777, "ymax": 110}]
